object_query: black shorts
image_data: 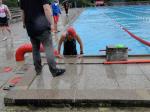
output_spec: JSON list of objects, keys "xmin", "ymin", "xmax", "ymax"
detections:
[{"xmin": 0, "ymin": 17, "xmax": 8, "ymax": 26}]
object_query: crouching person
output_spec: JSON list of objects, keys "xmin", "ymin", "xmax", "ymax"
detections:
[{"xmin": 58, "ymin": 27, "xmax": 83, "ymax": 58}]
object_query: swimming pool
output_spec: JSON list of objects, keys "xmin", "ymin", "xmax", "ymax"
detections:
[{"xmin": 73, "ymin": 5, "xmax": 150, "ymax": 55}]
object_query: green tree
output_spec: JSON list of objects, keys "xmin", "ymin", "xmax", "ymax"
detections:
[
  {"xmin": 62, "ymin": 0, "xmax": 93, "ymax": 7},
  {"xmin": 3, "ymin": 0, "xmax": 18, "ymax": 7}
]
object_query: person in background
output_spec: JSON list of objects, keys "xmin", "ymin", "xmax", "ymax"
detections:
[
  {"xmin": 58, "ymin": 27, "xmax": 84, "ymax": 58},
  {"xmin": 51, "ymin": 0, "xmax": 61, "ymax": 32},
  {"xmin": 20, "ymin": 0, "xmax": 65, "ymax": 77},
  {"xmin": 17, "ymin": 0, "xmax": 20, "ymax": 7},
  {"xmin": 62, "ymin": 0, "xmax": 69, "ymax": 16},
  {"xmin": 0, "ymin": 0, "xmax": 11, "ymax": 37}
]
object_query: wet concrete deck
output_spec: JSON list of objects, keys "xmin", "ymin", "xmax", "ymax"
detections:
[{"xmin": 4, "ymin": 56, "xmax": 150, "ymax": 107}]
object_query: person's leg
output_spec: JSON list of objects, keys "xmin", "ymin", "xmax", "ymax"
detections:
[
  {"xmin": 56, "ymin": 16, "xmax": 59, "ymax": 31},
  {"xmin": 6, "ymin": 26, "xmax": 11, "ymax": 34},
  {"xmin": 1, "ymin": 26, "xmax": 8, "ymax": 40},
  {"xmin": 5, "ymin": 18, "xmax": 11, "ymax": 34},
  {"xmin": 65, "ymin": 8, "xmax": 67, "ymax": 15},
  {"xmin": 65, "ymin": 8, "xmax": 68, "ymax": 15},
  {"xmin": 1, "ymin": 17, "xmax": 11, "ymax": 34},
  {"xmin": 30, "ymin": 38, "xmax": 42, "ymax": 74},
  {"xmin": 40, "ymin": 31, "xmax": 56, "ymax": 70},
  {"xmin": 53, "ymin": 16, "xmax": 59, "ymax": 32},
  {"xmin": 40, "ymin": 30, "xmax": 65, "ymax": 77},
  {"xmin": 1, "ymin": 26, "xmax": 5, "ymax": 36},
  {"xmin": 66, "ymin": 9, "xmax": 68, "ymax": 15},
  {"xmin": 54, "ymin": 23, "xmax": 57, "ymax": 32},
  {"xmin": 53, "ymin": 16, "xmax": 57, "ymax": 32}
]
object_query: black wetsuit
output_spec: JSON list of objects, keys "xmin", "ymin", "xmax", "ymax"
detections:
[{"xmin": 63, "ymin": 34, "xmax": 77, "ymax": 55}]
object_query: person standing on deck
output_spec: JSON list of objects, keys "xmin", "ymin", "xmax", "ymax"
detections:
[
  {"xmin": 51, "ymin": 0, "xmax": 61, "ymax": 33},
  {"xmin": 0, "ymin": 0, "xmax": 11, "ymax": 38},
  {"xmin": 62, "ymin": 0, "xmax": 70, "ymax": 16},
  {"xmin": 20, "ymin": 0, "xmax": 65, "ymax": 77}
]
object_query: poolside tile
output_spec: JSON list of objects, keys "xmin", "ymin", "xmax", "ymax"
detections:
[
  {"xmin": 76, "ymin": 64, "xmax": 119, "ymax": 90},
  {"xmin": 30, "ymin": 64, "xmax": 78, "ymax": 90},
  {"xmin": 5, "ymin": 89, "xmax": 74, "ymax": 100},
  {"xmin": 114, "ymin": 64, "xmax": 143, "ymax": 75},
  {"xmin": 75, "ymin": 89, "xmax": 141, "ymax": 101},
  {"xmin": 116, "ymin": 73, "xmax": 150, "ymax": 89},
  {"xmin": 138, "ymin": 64, "xmax": 150, "ymax": 75}
]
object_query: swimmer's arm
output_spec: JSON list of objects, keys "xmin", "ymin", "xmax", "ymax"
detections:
[
  {"xmin": 58, "ymin": 35, "xmax": 65, "ymax": 54},
  {"xmin": 76, "ymin": 35, "xmax": 83, "ymax": 54}
]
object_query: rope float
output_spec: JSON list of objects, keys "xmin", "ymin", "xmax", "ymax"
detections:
[
  {"xmin": 104, "ymin": 12, "xmax": 150, "ymax": 47},
  {"xmin": 122, "ymin": 28, "xmax": 150, "ymax": 47}
]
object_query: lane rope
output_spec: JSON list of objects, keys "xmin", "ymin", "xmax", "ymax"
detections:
[{"xmin": 104, "ymin": 12, "xmax": 150, "ymax": 47}]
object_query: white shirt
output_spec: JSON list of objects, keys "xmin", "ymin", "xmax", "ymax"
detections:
[{"xmin": 0, "ymin": 4, "xmax": 8, "ymax": 18}]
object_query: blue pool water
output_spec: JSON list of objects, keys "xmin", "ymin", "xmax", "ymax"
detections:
[{"xmin": 72, "ymin": 5, "xmax": 150, "ymax": 55}]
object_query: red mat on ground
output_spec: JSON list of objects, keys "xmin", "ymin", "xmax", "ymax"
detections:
[
  {"xmin": 9, "ymin": 76, "xmax": 22, "ymax": 85},
  {"xmin": 3, "ymin": 67, "xmax": 12, "ymax": 72}
]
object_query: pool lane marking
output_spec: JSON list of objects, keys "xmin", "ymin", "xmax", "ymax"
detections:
[
  {"xmin": 113, "ymin": 7, "xmax": 150, "ymax": 21},
  {"xmin": 104, "ymin": 13, "xmax": 150, "ymax": 47},
  {"xmin": 116, "ymin": 7, "xmax": 150, "ymax": 14},
  {"xmin": 110, "ymin": 8, "xmax": 150, "ymax": 22}
]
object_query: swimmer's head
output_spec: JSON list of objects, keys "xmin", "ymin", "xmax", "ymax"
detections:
[{"xmin": 67, "ymin": 27, "xmax": 76, "ymax": 37}]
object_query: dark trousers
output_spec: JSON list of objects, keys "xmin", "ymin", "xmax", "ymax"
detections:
[
  {"xmin": 30, "ymin": 30, "xmax": 56, "ymax": 73},
  {"xmin": 65, "ymin": 8, "xmax": 68, "ymax": 14}
]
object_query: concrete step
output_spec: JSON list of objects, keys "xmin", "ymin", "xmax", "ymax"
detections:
[{"xmin": 4, "ymin": 89, "xmax": 150, "ymax": 107}]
